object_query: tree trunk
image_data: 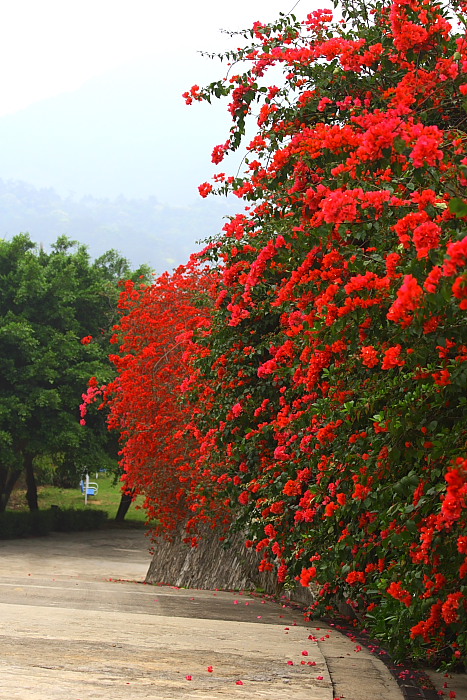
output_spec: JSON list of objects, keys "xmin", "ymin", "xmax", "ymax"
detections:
[
  {"xmin": 24, "ymin": 454, "xmax": 39, "ymax": 511},
  {"xmin": 0, "ymin": 469, "xmax": 22, "ymax": 512},
  {"xmin": 115, "ymin": 491, "xmax": 134, "ymax": 522}
]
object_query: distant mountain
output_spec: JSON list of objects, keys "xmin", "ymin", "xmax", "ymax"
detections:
[
  {"xmin": 0, "ymin": 58, "xmax": 248, "ymax": 270},
  {"xmin": 0, "ymin": 59, "xmax": 235, "ymax": 207},
  {"xmin": 0, "ymin": 178, "xmax": 237, "ymax": 271}
]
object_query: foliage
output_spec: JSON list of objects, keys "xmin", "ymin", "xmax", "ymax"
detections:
[
  {"xmin": 179, "ymin": 0, "xmax": 467, "ymax": 665},
  {"xmin": 0, "ymin": 509, "xmax": 54, "ymax": 538},
  {"xmin": 51, "ymin": 507, "xmax": 108, "ymax": 532},
  {"xmin": 8, "ymin": 473, "xmax": 147, "ymax": 524},
  {"xmin": 106, "ymin": 0, "xmax": 467, "ymax": 666},
  {"xmin": 102, "ymin": 260, "xmax": 219, "ymax": 537},
  {"xmin": 0, "ymin": 234, "xmax": 148, "ymax": 509},
  {"xmin": 0, "ymin": 507, "xmax": 108, "ymax": 539}
]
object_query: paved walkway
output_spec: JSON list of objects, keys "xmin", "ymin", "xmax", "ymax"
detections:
[{"xmin": 0, "ymin": 529, "xmax": 464, "ymax": 699}]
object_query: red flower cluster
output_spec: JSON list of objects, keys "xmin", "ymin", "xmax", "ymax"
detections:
[{"xmin": 106, "ymin": 0, "xmax": 467, "ymax": 667}]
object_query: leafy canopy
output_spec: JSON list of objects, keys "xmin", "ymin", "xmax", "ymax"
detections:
[{"xmin": 0, "ymin": 234, "xmax": 149, "ymax": 507}]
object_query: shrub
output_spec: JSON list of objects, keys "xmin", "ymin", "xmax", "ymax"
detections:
[
  {"xmin": 0, "ymin": 510, "xmax": 53, "ymax": 539},
  {"xmin": 0, "ymin": 507, "xmax": 108, "ymax": 539},
  {"xmin": 51, "ymin": 507, "xmax": 108, "ymax": 532}
]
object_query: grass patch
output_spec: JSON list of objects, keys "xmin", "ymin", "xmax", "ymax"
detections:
[{"xmin": 8, "ymin": 473, "xmax": 148, "ymax": 527}]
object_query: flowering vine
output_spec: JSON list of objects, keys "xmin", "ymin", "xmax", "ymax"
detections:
[
  {"xmin": 109, "ymin": 0, "xmax": 467, "ymax": 666},
  {"xmin": 179, "ymin": 0, "xmax": 467, "ymax": 665}
]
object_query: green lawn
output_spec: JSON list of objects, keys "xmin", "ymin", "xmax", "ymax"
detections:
[{"xmin": 9, "ymin": 473, "xmax": 149, "ymax": 526}]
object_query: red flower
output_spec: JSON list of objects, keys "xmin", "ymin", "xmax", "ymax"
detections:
[
  {"xmin": 325, "ymin": 501, "xmax": 339, "ymax": 517},
  {"xmin": 300, "ymin": 567, "xmax": 317, "ymax": 587},
  {"xmin": 352, "ymin": 483, "xmax": 371, "ymax": 500},
  {"xmin": 321, "ymin": 189, "xmax": 360, "ymax": 223},
  {"xmin": 231, "ymin": 402, "xmax": 243, "ymax": 417},
  {"xmin": 211, "ymin": 140, "xmax": 230, "ymax": 164},
  {"xmin": 238, "ymin": 491, "xmax": 250, "ymax": 505},
  {"xmin": 387, "ymin": 581, "xmax": 412, "ymax": 607},
  {"xmin": 424, "ymin": 266, "xmax": 442, "ymax": 293},
  {"xmin": 346, "ymin": 571, "xmax": 366, "ymax": 584},
  {"xmin": 410, "ymin": 127, "xmax": 444, "ymax": 168},
  {"xmin": 361, "ymin": 345, "xmax": 379, "ymax": 368},
  {"xmin": 198, "ymin": 182, "xmax": 213, "ymax": 198},
  {"xmin": 283, "ymin": 479, "xmax": 302, "ymax": 496},
  {"xmin": 432, "ymin": 369, "xmax": 451, "ymax": 386},
  {"xmin": 381, "ymin": 345, "xmax": 405, "ymax": 370},
  {"xmin": 387, "ymin": 275, "xmax": 424, "ymax": 326},
  {"xmin": 441, "ymin": 593, "xmax": 464, "ymax": 624},
  {"xmin": 413, "ymin": 221, "xmax": 442, "ymax": 259}
]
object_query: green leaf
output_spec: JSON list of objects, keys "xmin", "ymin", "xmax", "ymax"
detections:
[
  {"xmin": 393, "ymin": 137, "xmax": 407, "ymax": 154},
  {"xmin": 448, "ymin": 198, "xmax": 467, "ymax": 218}
]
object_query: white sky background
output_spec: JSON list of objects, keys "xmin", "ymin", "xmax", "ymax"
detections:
[
  {"xmin": 0, "ymin": 0, "xmax": 307, "ymax": 117},
  {"xmin": 0, "ymin": 0, "xmax": 331, "ymax": 208}
]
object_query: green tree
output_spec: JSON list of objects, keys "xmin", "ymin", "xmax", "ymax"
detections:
[{"xmin": 0, "ymin": 233, "xmax": 149, "ymax": 511}]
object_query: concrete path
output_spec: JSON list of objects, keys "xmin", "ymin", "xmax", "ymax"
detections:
[{"xmin": 0, "ymin": 529, "xmax": 463, "ymax": 699}]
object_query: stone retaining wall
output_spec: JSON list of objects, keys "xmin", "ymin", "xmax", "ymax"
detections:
[{"xmin": 145, "ymin": 523, "xmax": 315, "ymax": 606}]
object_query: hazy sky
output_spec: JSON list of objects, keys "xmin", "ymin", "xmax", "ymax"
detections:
[
  {"xmin": 0, "ymin": 0, "xmax": 308, "ymax": 117},
  {"xmin": 0, "ymin": 1, "xmax": 329, "ymax": 208}
]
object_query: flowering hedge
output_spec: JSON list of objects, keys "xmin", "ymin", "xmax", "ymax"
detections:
[
  {"xmin": 102, "ymin": 261, "xmax": 220, "ymax": 536},
  {"xmin": 108, "ymin": 0, "xmax": 467, "ymax": 666},
  {"xmin": 179, "ymin": 0, "xmax": 467, "ymax": 665}
]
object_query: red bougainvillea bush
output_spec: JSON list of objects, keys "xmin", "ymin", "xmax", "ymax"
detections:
[
  {"xmin": 102, "ymin": 260, "xmax": 223, "ymax": 535},
  {"xmin": 103, "ymin": 0, "xmax": 467, "ymax": 665},
  {"xmin": 175, "ymin": 0, "xmax": 467, "ymax": 665}
]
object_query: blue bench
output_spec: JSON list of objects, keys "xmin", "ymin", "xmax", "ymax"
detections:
[{"xmin": 79, "ymin": 479, "xmax": 99, "ymax": 496}]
